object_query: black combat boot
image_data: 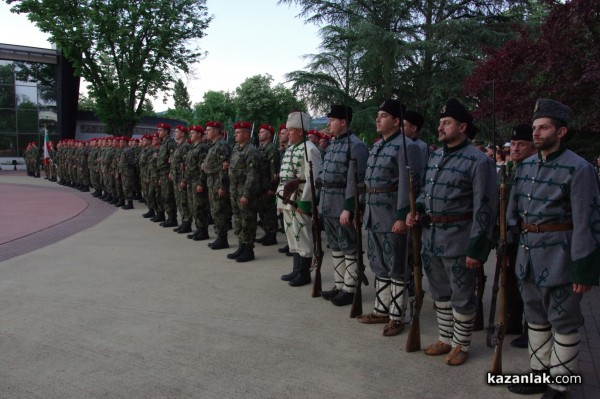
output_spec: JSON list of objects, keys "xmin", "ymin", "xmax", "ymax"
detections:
[
  {"xmin": 115, "ymin": 199, "xmax": 125, "ymax": 207},
  {"xmin": 177, "ymin": 222, "xmax": 192, "ymax": 234},
  {"xmin": 261, "ymin": 232, "xmax": 277, "ymax": 246},
  {"xmin": 236, "ymin": 245, "xmax": 255, "ymax": 263},
  {"xmin": 255, "ymin": 232, "xmax": 267, "ymax": 243},
  {"xmin": 278, "ymin": 244, "xmax": 290, "ymax": 254},
  {"xmin": 227, "ymin": 243, "xmax": 245, "ymax": 259},
  {"xmin": 209, "ymin": 234, "xmax": 229, "ymax": 250},
  {"xmin": 281, "ymin": 253, "xmax": 301, "ymax": 281},
  {"xmin": 188, "ymin": 228, "xmax": 200, "ymax": 239},
  {"xmin": 151, "ymin": 212, "xmax": 166, "ymax": 223},
  {"xmin": 173, "ymin": 225, "xmax": 182, "ymax": 232},
  {"xmin": 161, "ymin": 213, "xmax": 178, "ymax": 228},
  {"xmin": 142, "ymin": 209, "xmax": 155, "ymax": 218},
  {"xmin": 289, "ymin": 256, "xmax": 312, "ymax": 287},
  {"xmin": 80, "ymin": 185, "xmax": 90, "ymax": 192},
  {"xmin": 92, "ymin": 190, "xmax": 101, "ymax": 197},
  {"xmin": 110, "ymin": 196, "xmax": 120, "ymax": 204},
  {"xmin": 121, "ymin": 200, "xmax": 134, "ymax": 210},
  {"xmin": 193, "ymin": 226, "xmax": 210, "ymax": 241}
]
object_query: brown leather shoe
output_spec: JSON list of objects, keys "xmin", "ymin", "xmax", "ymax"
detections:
[
  {"xmin": 357, "ymin": 313, "xmax": 389, "ymax": 324},
  {"xmin": 382, "ymin": 320, "xmax": 404, "ymax": 336},
  {"xmin": 444, "ymin": 346, "xmax": 469, "ymax": 366},
  {"xmin": 424, "ymin": 341, "xmax": 452, "ymax": 356}
]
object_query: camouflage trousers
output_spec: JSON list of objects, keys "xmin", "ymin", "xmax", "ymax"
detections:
[
  {"xmin": 187, "ymin": 181, "xmax": 210, "ymax": 229},
  {"xmin": 207, "ymin": 173, "xmax": 231, "ymax": 236},
  {"xmin": 122, "ymin": 171, "xmax": 136, "ymax": 200},
  {"xmin": 115, "ymin": 174, "xmax": 125, "ymax": 199},
  {"xmin": 174, "ymin": 180, "xmax": 191, "ymax": 224},
  {"xmin": 159, "ymin": 173, "xmax": 176, "ymax": 215},
  {"xmin": 257, "ymin": 191, "xmax": 278, "ymax": 234},
  {"xmin": 147, "ymin": 179, "xmax": 163, "ymax": 213},
  {"xmin": 230, "ymin": 182, "xmax": 257, "ymax": 247}
]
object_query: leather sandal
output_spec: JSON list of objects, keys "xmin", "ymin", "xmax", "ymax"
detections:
[
  {"xmin": 357, "ymin": 313, "xmax": 389, "ymax": 324},
  {"xmin": 444, "ymin": 346, "xmax": 469, "ymax": 366},
  {"xmin": 382, "ymin": 320, "xmax": 404, "ymax": 336},
  {"xmin": 424, "ymin": 341, "xmax": 452, "ymax": 356}
]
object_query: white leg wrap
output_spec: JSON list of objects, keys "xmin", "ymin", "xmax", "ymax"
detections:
[
  {"xmin": 373, "ymin": 276, "xmax": 391, "ymax": 316},
  {"xmin": 331, "ymin": 251, "xmax": 345, "ymax": 290},
  {"xmin": 548, "ymin": 332, "xmax": 580, "ymax": 392},
  {"xmin": 528, "ymin": 323, "xmax": 553, "ymax": 372},
  {"xmin": 452, "ymin": 310, "xmax": 475, "ymax": 352},
  {"xmin": 434, "ymin": 301, "xmax": 453, "ymax": 345},
  {"xmin": 388, "ymin": 278, "xmax": 405, "ymax": 321},
  {"xmin": 343, "ymin": 253, "xmax": 358, "ymax": 294}
]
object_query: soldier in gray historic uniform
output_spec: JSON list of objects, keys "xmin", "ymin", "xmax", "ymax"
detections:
[
  {"xmin": 356, "ymin": 99, "xmax": 424, "ymax": 337},
  {"xmin": 277, "ymin": 111, "xmax": 322, "ymax": 287},
  {"xmin": 255, "ymin": 124, "xmax": 281, "ymax": 246},
  {"xmin": 406, "ymin": 98, "xmax": 498, "ymax": 365},
  {"xmin": 506, "ymin": 99, "xmax": 600, "ymax": 398},
  {"xmin": 403, "ymin": 110, "xmax": 430, "ymax": 167},
  {"xmin": 170, "ymin": 126, "xmax": 192, "ymax": 234},
  {"xmin": 203, "ymin": 121, "xmax": 232, "ymax": 250},
  {"xmin": 226, "ymin": 121, "xmax": 262, "ymax": 262},
  {"xmin": 317, "ymin": 105, "xmax": 368, "ymax": 307}
]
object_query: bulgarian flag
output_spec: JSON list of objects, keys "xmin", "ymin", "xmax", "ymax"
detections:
[{"xmin": 43, "ymin": 127, "xmax": 50, "ymax": 163}]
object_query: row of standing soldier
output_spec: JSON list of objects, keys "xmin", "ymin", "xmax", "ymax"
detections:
[{"xmin": 44, "ymin": 97, "xmax": 598, "ymax": 399}]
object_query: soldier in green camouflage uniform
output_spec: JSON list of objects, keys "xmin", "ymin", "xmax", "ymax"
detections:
[
  {"xmin": 255, "ymin": 124, "xmax": 280, "ymax": 246},
  {"xmin": 148, "ymin": 134, "xmax": 165, "ymax": 222},
  {"xmin": 138, "ymin": 135, "xmax": 155, "ymax": 218},
  {"xmin": 157, "ymin": 123, "xmax": 178, "ymax": 227},
  {"xmin": 170, "ymin": 126, "xmax": 192, "ymax": 234},
  {"xmin": 101, "ymin": 138, "xmax": 117, "ymax": 202},
  {"xmin": 118, "ymin": 137, "xmax": 137, "ymax": 209},
  {"xmin": 112, "ymin": 138, "xmax": 126, "ymax": 206},
  {"xmin": 184, "ymin": 126, "xmax": 211, "ymax": 241},
  {"xmin": 203, "ymin": 121, "xmax": 232, "ymax": 250},
  {"xmin": 225, "ymin": 122, "xmax": 261, "ymax": 262}
]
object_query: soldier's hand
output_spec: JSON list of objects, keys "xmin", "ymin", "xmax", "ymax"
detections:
[
  {"xmin": 391, "ymin": 220, "xmax": 407, "ymax": 234},
  {"xmin": 196, "ymin": 185, "xmax": 203, "ymax": 193},
  {"xmin": 340, "ymin": 210, "xmax": 352, "ymax": 226},
  {"xmin": 218, "ymin": 188, "xmax": 226, "ymax": 197},
  {"xmin": 222, "ymin": 162, "xmax": 229, "ymax": 171},
  {"xmin": 573, "ymin": 283, "xmax": 592, "ymax": 294},
  {"xmin": 406, "ymin": 213, "xmax": 420, "ymax": 227},
  {"xmin": 179, "ymin": 182, "xmax": 186, "ymax": 190},
  {"xmin": 240, "ymin": 196, "xmax": 248, "ymax": 206},
  {"xmin": 465, "ymin": 256, "xmax": 481, "ymax": 269},
  {"xmin": 168, "ymin": 173, "xmax": 172, "ymax": 181}
]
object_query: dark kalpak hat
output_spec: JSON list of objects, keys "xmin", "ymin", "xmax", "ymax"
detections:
[
  {"xmin": 327, "ymin": 105, "xmax": 353, "ymax": 123},
  {"xmin": 532, "ymin": 98, "xmax": 572, "ymax": 127},
  {"xmin": 404, "ymin": 110, "xmax": 424, "ymax": 131},
  {"xmin": 378, "ymin": 99, "xmax": 405, "ymax": 119},
  {"xmin": 440, "ymin": 98, "xmax": 477, "ymax": 139},
  {"xmin": 511, "ymin": 124, "xmax": 533, "ymax": 142}
]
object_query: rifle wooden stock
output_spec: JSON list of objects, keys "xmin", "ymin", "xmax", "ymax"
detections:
[
  {"xmin": 474, "ymin": 267, "xmax": 486, "ymax": 331},
  {"xmin": 406, "ymin": 170, "xmax": 424, "ymax": 352},
  {"xmin": 350, "ymin": 158, "xmax": 369, "ymax": 318},
  {"xmin": 490, "ymin": 165, "xmax": 508, "ymax": 374},
  {"xmin": 308, "ymin": 160, "xmax": 324, "ymax": 298}
]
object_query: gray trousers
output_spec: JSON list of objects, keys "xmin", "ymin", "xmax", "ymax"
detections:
[
  {"xmin": 323, "ymin": 216, "xmax": 358, "ymax": 254},
  {"xmin": 367, "ymin": 230, "xmax": 407, "ymax": 280},
  {"xmin": 422, "ymin": 252, "xmax": 478, "ymax": 315}
]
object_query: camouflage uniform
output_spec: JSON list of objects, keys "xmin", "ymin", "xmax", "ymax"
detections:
[
  {"xmin": 148, "ymin": 143, "xmax": 164, "ymax": 220},
  {"xmin": 119, "ymin": 141, "xmax": 137, "ymax": 208},
  {"xmin": 171, "ymin": 140, "xmax": 191, "ymax": 230},
  {"xmin": 204, "ymin": 138, "xmax": 232, "ymax": 241},
  {"xmin": 158, "ymin": 136, "xmax": 178, "ymax": 223},
  {"xmin": 256, "ymin": 141, "xmax": 281, "ymax": 244},
  {"xmin": 184, "ymin": 139, "xmax": 210, "ymax": 239}
]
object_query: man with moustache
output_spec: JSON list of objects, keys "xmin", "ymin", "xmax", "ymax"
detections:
[{"xmin": 506, "ymin": 100, "xmax": 600, "ymax": 398}]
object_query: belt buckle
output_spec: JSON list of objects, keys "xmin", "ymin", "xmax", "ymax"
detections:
[{"xmin": 532, "ymin": 224, "xmax": 540, "ymax": 233}]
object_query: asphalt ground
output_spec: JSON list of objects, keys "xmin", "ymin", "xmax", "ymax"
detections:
[{"xmin": 0, "ymin": 171, "xmax": 598, "ymax": 399}]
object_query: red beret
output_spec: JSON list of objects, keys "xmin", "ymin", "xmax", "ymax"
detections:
[
  {"xmin": 206, "ymin": 121, "xmax": 222, "ymax": 129},
  {"xmin": 157, "ymin": 123, "xmax": 171, "ymax": 130},
  {"xmin": 175, "ymin": 125, "xmax": 189, "ymax": 134},
  {"xmin": 233, "ymin": 121, "xmax": 252, "ymax": 130},
  {"xmin": 307, "ymin": 130, "xmax": 321, "ymax": 139},
  {"xmin": 190, "ymin": 125, "xmax": 205, "ymax": 133},
  {"xmin": 260, "ymin": 124, "xmax": 274, "ymax": 134},
  {"xmin": 152, "ymin": 133, "xmax": 160, "ymax": 139},
  {"xmin": 279, "ymin": 124, "xmax": 287, "ymax": 132}
]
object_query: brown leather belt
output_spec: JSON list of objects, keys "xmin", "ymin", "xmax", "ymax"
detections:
[
  {"xmin": 366, "ymin": 186, "xmax": 398, "ymax": 194},
  {"xmin": 520, "ymin": 222, "xmax": 573, "ymax": 233},
  {"xmin": 423, "ymin": 213, "xmax": 472, "ymax": 226},
  {"xmin": 321, "ymin": 182, "xmax": 346, "ymax": 189}
]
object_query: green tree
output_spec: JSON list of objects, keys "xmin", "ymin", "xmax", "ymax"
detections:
[
  {"xmin": 8, "ymin": 0, "xmax": 212, "ymax": 136},
  {"xmin": 192, "ymin": 90, "xmax": 236, "ymax": 127},
  {"xmin": 173, "ymin": 79, "xmax": 192, "ymax": 112}
]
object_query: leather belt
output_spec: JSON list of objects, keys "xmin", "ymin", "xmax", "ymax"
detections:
[
  {"xmin": 422, "ymin": 213, "xmax": 472, "ymax": 226},
  {"xmin": 321, "ymin": 182, "xmax": 346, "ymax": 189},
  {"xmin": 281, "ymin": 179, "xmax": 306, "ymax": 184},
  {"xmin": 366, "ymin": 186, "xmax": 398, "ymax": 194},
  {"xmin": 520, "ymin": 222, "xmax": 573, "ymax": 233}
]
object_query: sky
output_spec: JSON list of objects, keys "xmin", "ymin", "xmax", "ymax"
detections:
[{"xmin": 0, "ymin": 0, "xmax": 322, "ymax": 111}]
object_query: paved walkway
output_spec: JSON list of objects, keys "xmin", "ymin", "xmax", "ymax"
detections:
[{"xmin": 0, "ymin": 171, "xmax": 597, "ymax": 399}]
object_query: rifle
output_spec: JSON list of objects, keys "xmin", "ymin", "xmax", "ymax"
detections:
[
  {"xmin": 488, "ymin": 164, "xmax": 508, "ymax": 373},
  {"xmin": 350, "ymin": 158, "xmax": 369, "ymax": 318},
  {"xmin": 405, "ymin": 170, "xmax": 424, "ymax": 352},
  {"xmin": 474, "ymin": 268, "xmax": 487, "ymax": 331}
]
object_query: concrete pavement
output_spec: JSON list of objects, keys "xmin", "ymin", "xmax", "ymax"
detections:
[{"xmin": 0, "ymin": 172, "xmax": 597, "ymax": 399}]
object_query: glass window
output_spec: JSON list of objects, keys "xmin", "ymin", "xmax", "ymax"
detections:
[
  {"xmin": 39, "ymin": 107, "xmax": 57, "ymax": 134},
  {"xmin": 38, "ymin": 84, "xmax": 56, "ymax": 106},
  {"xmin": 0, "ymin": 84, "xmax": 15, "ymax": 108},
  {"xmin": 18, "ymin": 133, "xmax": 41, "ymax": 157},
  {"xmin": 17, "ymin": 109, "xmax": 38, "ymax": 134},
  {"xmin": 15, "ymin": 85, "xmax": 38, "ymax": 107},
  {"xmin": 0, "ymin": 133, "xmax": 18, "ymax": 157},
  {"xmin": 14, "ymin": 61, "xmax": 38, "ymax": 87},
  {"xmin": 0, "ymin": 61, "xmax": 14, "ymax": 85},
  {"xmin": 0, "ymin": 109, "xmax": 16, "ymax": 132}
]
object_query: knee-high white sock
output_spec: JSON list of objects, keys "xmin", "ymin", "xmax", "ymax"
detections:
[
  {"xmin": 548, "ymin": 331, "xmax": 580, "ymax": 393},
  {"xmin": 452, "ymin": 310, "xmax": 476, "ymax": 352},
  {"xmin": 528, "ymin": 323, "xmax": 553, "ymax": 372},
  {"xmin": 434, "ymin": 301, "xmax": 453, "ymax": 345},
  {"xmin": 373, "ymin": 276, "xmax": 391, "ymax": 316}
]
